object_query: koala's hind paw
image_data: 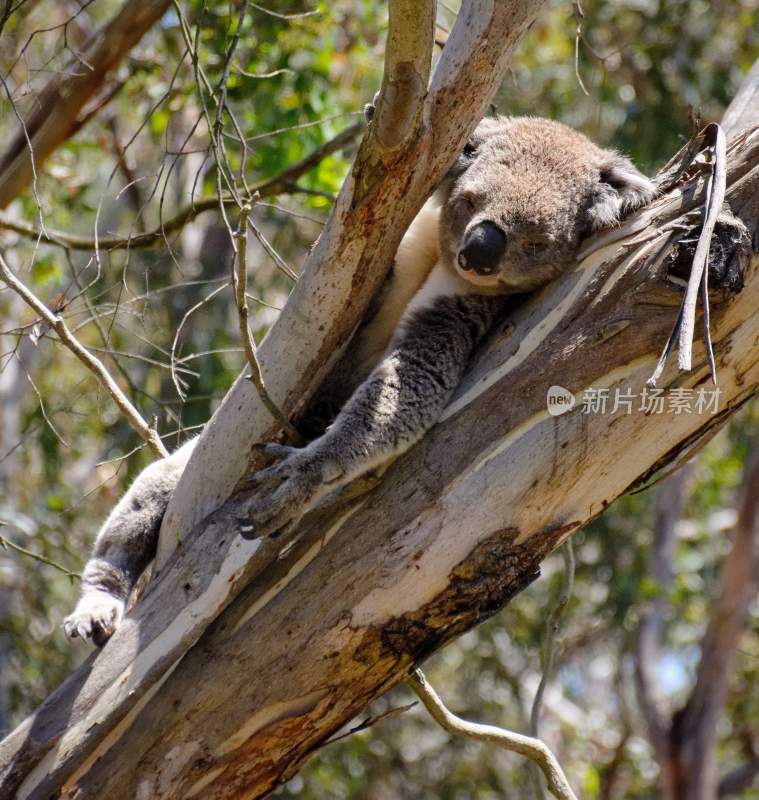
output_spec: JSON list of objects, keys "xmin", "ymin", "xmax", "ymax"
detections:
[{"xmin": 63, "ymin": 590, "xmax": 125, "ymax": 647}]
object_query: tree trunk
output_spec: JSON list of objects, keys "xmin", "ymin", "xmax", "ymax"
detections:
[{"xmin": 662, "ymin": 443, "xmax": 759, "ymax": 800}]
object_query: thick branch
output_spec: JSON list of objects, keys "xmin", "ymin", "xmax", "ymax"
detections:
[{"xmin": 371, "ymin": 0, "xmax": 435, "ymax": 152}]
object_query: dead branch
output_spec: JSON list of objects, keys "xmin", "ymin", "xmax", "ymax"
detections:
[
  {"xmin": 648, "ymin": 123, "xmax": 727, "ymax": 386},
  {"xmin": 677, "ymin": 124, "xmax": 726, "ymax": 375}
]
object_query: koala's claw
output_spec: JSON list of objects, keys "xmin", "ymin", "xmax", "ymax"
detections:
[
  {"xmin": 251, "ymin": 441, "xmax": 297, "ymax": 462},
  {"xmin": 242, "ymin": 449, "xmax": 322, "ymax": 538},
  {"xmin": 63, "ymin": 591, "xmax": 124, "ymax": 647}
]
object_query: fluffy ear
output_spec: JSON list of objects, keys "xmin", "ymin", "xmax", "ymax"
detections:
[{"xmin": 586, "ymin": 155, "xmax": 656, "ymax": 230}]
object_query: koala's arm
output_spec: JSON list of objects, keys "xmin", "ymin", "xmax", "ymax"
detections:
[
  {"xmin": 243, "ymin": 288, "xmax": 506, "ymax": 537},
  {"xmin": 64, "ymin": 437, "xmax": 196, "ymax": 644}
]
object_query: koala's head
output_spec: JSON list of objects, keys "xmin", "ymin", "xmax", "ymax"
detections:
[{"xmin": 438, "ymin": 116, "xmax": 656, "ymax": 293}]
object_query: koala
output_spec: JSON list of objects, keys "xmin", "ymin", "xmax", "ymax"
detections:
[{"xmin": 64, "ymin": 116, "xmax": 655, "ymax": 645}]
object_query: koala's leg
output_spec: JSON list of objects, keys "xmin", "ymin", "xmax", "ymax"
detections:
[
  {"xmin": 64, "ymin": 437, "xmax": 196, "ymax": 645},
  {"xmin": 243, "ymin": 291, "xmax": 506, "ymax": 537}
]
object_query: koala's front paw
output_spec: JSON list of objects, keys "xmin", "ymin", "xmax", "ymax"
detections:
[
  {"xmin": 63, "ymin": 590, "xmax": 125, "ymax": 647},
  {"xmin": 240, "ymin": 443, "xmax": 334, "ymax": 538}
]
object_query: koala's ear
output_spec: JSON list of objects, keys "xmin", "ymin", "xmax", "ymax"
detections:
[{"xmin": 586, "ymin": 155, "xmax": 656, "ymax": 231}]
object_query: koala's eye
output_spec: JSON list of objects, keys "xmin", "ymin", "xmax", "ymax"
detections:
[
  {"xmin": 455, "ymin": 193, "xmax": 477, "ymax": 214},
  {"xmin": 521, "ymin": 240, "xmax": 549, "ymax": 256},
  {"xmin": 462, "ymin": 141, "xmax": 477, "ymax": 158}
]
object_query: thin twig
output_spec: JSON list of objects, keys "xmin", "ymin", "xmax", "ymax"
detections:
[
  {"xmin": 235, "ymin": 202, "xmax": 301, "ymax": 444},
  {"xmin": 0, "ymin": 253, "xmax": 168, "ymax": 458},
  {"xmin": 246, "ymin": 215, "xmax": 298, "ymax": 282},
  {"xmin": 322, "ymin": 702, "xmax": 417, "ymax": 746},
  {"xmin": 0, "ymin": 528, "xmax": 80, "ymax": 581},
  {"xmin": 530, "ymin": 540, "xmax": 576, "ymax": 798},
  {"xmin": 169, "ymin": 282, "xmax": 230, "ymax": 400},
  {"xmin": 572, "ymin": 1, "xmax": 589, "ymax": 97},
  {"xmin": 0, "ymin": 123, "xmax": 361, "ymax": 253},
  {"xmin": 250, "ymin": 2, "xmax": 318, "ymax": 19},
  {"xmin": 408, "ymin": 668, "xmax": 578, "ymax": 800}
]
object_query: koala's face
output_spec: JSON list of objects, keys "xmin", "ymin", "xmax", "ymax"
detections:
[{"xmin": 438, "ymin": 117, "xmax": 655, "ymax": 293}]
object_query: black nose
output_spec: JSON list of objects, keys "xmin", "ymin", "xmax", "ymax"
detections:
[{"xmin": 458, "ymin": 221, "xmax": 506, "ymax": 276}]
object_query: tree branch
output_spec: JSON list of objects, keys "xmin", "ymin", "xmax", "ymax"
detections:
[
  {"xmin": 0, "ymin": 528, "xmax": 80, "ymax": 582},
  {"xmin": 409, "ymin": 669, "xmax": 578, "ymax": 800},
  {"xmin": 0, "ymin": 254, "xmax": 168, "ymax": 458},
  {"xmin": 529, "ymin": 540, "xmax": 575, "ymax": 797},
  {"xmin": 0, "ymin": 122, "xmax": 361, "ymax": 252},
  {"xmin": 634, "ymin": 465, "xmax": 694, "ymax": 753},
  {"xmin": 722, "ymin": 59, "xmax": 759, "ymax": 140},
  {"xmin": 718, "ymin": 756, "xmax": 759, "ymax": 798},
  {"xmin": 672, "ymin": 440, "xmax": 759, "ymax": 796},
  {"xmin": 0, "ymin": 0, "xmax": 172, "ymax": 209},
  {"xmin": 234, "ymin": 201, "xmax": 301, "ymax": 443}
]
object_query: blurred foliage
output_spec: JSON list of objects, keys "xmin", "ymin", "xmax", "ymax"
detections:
[{"xmin": 0, "ymin": 0, "xmax": 757, "ymax": 797}]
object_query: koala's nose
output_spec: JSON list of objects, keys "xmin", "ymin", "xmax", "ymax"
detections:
[{"xmin": 457, "ymin": 221, "xmax": 506, "ymax": 276}]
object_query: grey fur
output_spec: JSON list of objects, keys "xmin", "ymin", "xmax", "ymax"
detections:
[
  {"xmin": 65, "ymin": 116, "xmax": 655, "ymax": 643},
  {"xmin": 63, "ymin": 438, "xmax": 195, "ymax": 643},
  {"xmin": 241, "ymin": 293, "xmax": 506, "ymax": 536}
]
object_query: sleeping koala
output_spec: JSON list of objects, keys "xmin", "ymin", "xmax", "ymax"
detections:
[{"xmin": 64, "ymin": 116, "xmax": 655, "ymax": 644}]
